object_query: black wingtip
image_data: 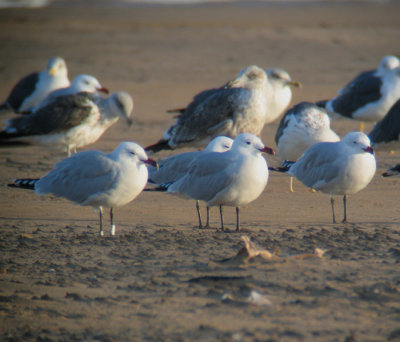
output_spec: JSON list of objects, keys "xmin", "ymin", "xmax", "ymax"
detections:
[
  {"xmin": 315, "ymin": 99, "xmax": 328, "ymax": 108},
  {"xmin": 269, "ymin": 161, "xmax": 295, "ymax": 173},
  {"xmin": 145, "ymin": 140, "xmax": 173, "ymax": 154},
  {"xmin": 143, "ymin": 183, "xmax": 171, "ymax": 192},
  {"xmin": 7, "ymin": 178, "xmax": 39, "ymax": 190}
]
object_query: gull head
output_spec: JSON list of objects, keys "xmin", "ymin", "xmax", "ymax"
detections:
[
  {"xmin": 377, "ymin": 55, "xmax": 400, "ymax": 76},
  {"xmin": 47, "ymin": 56, "xmax": 68, "ymax": 77},
  {"xmin": 71, "ymin": 74, "xmax": 109, "ymax": 95},
  {"xmin": 266, "ymin": 67, "xmax": 302, "ymax": 88},
  {"xmin": 204, "ymin": 136, "xmax": 233, "ymax": 153},
  {"xmin": 113, "ymin": 142, "xmax": 157, "ymax": 167},
  {"xmin": 233, "ymin": 133, "xmax": 274, "ymax": 155},
  {"xmin": 343, "ymin": 132, "xmax": 374, "ymax": 155},
  {"xmin": 107, "ymin": 91, "xmax": 134, "ymax": 126},
  {"xmin": 227, "ymin": 65, "xmax": 268, "ymax": 89}
]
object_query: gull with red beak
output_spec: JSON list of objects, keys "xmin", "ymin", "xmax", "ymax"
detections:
[
  {"xmin": 8, "ymin": 142, "xmax": 156, "ymax": 236},
  {"xmin": 161, "ymin": 133, "xmax": 274, "ymax": 231},
  {"xmin": 280, "ymin": 131, "xmax": 376, "ymax": 223}
]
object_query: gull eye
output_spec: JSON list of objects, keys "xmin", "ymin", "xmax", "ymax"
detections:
[{"xmin": 246, "ymin": 141, "xmax": 251, "ymax": 145}]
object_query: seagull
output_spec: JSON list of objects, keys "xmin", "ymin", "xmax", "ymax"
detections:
[
  {"xmin": 0, "ymin": 57, "xmax": 70, "ymax": 113},
  {"xmin": 8, "ymin": 142, "xmax": 156, "ymax": 236},
  {"xmin": 368, "ymin": 99, "xmax": 400, "ymax": 149},
  {"xmin": 31, "ymin": 74, "xmax": 109, "ymax": 112},
  {"xmin": 146, "ymin": 65, "xmax": 272, "ymax": 153},
  {"xmin": 382, "ymin": 164, "xmax": 400, "ymax": 177},
  {"xmin": 160, "ymin": 133, "xmax": 274, "ymax": 231},
  {"xmin": 264, "ymin": 67, "xmax": 302, "ymax": 124},
  {"xmin": 148, "ymin": 136, "xmax": 234, "ymax": 228},
  {"xmin": 282, "ymin": 132, "xmax": 376, "ymax": 223},
  {"xmin": 275, "ymin": 102, "xmax": 340, "ymax": 191},
  {"xmin": 320, "ymin": 57, "xmax": 400, "ymax": 130},
  {"xmin": 0, "ymin": 91, "xmax": 134, "ymax": 156}
]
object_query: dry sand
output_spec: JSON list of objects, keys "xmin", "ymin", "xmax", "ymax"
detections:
[{"xmin": 1, "ymin": 2, "xmax": 400, "ymax": 341}]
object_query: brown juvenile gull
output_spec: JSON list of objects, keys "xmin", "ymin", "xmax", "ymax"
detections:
[
  {"xmin": 157, "ymin": 133, "xmax": 274, "ymax": 231},
  {"xmin": 274, "ymin": 102, "xmax": 340, "ymax": 191},
  {"xmin": 146, "ymin": 65, "xmax": 271, "ymax": 153},
  {"xmin": 0, "ymin": 91, "xmax": 133, "ymax": 156},
  {"xmin": 8, "ymin": 142, "xmax": 156, "ymax": 236},
  {"xmin": 0, "ymin": 56, "xmax": 70, "ymax": 113},
  {"xmin": 147, "ymin": 136, "xmax": 233, "ymax": 228}
]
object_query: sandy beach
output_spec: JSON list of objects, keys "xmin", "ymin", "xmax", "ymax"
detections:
[{"xmin": 1, "ymin": 1, "xmax": 400, "ymax": 341}]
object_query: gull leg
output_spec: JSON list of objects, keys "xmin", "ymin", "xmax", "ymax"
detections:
[
  {"xmin": 196, "ymin": 200, "xmax": 203, "ymax": 229},
  {"xmin": 67, "ymin": 145, "xmax": 72, "ymax": 157},
  {"xmin": 236, "ymin": 207, "xmax": 240, "ymax": 231},
  {"xmin": 359, "ymin": 121, "xmax": 365, "ymax": 132},
  {"xmin": 289, "ymin": 177, "xmax": 294, "ymax": 193},
  {"xmin": 99, "ymin": 206, "xmax": 104, "ymax": 237},
  {"xmin": 219, "ymin": 205, "xmax": 224, "ymax": 231},
  {"xmin": 330, "ymin": 196, "xmax": 336, "ymax": 224},
  {"xmin": 205, "ymin": 206, "xmax": 210, "ymax": 228},
  {"xmin": 110, "ymin": 208, "xmax": 116, "ymax": 235},
  {"xmin": 342, "ymin": 195, "xmax": 348, "ymax": 223}
]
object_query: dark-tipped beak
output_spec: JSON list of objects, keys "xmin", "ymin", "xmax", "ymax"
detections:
[
  {"xmin": 287, "ymin": 80, "xmax": 302, "ymax": 88},
  {"xmin": 144, "ymin": 158, "xmax": 159, "ymax": 169},
  {"xmin": 260, "ymin": 146, "xmax": 275, "ymax": 155},
  {"xmin": 363, "ymin": 146, "xmax": 374, "ymax": 155},
  {"xmin": 97, "ymin": 87, "xmax": 109, "ymax": 95}
]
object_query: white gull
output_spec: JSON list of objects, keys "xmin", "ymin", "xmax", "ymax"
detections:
[
  {"xmin": 162, "ymin": 133, "xmax": 274, "ymax": 231},
  {"xmin": 284, "ymin": 132, "xmax": 376, "ymax": 223},
  {"xmin": 8, "ymin": 142, "xmax": 156, "ymax": 236}
]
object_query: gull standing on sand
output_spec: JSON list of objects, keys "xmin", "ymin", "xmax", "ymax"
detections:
[
  {"xmin": 148, "ymin": 136, "xmax": 234, "ymax": 228},
  {"xmin": 0, "ymin": 91, "xmax": 134, "ymax": 156},
  {"xmin": 160, "ymin": 133, "xmax": 274, "ymax": 231},
  {"xmin": 281, "ymin": 132, "xmax": 376, "ymax": 223},
  {"xmin": 319, "ymin": 57, "xmax": 400, "ymax": 129},
  {"xmin": 275, "ymin": 102, "xmax": 340, "ymax": 191},
  {"xmin": 368, "ymin": 99, "xmax": 400, "ymax": 149},
  {"xmin": 146, "ymin": 65, "xmax": 272, "ymax": 153},
  {"xmin": 0, "ymin": 57, "xmax": 70, "ymax": 113},
  {"xmin": 8, "ymin": 142, "xmax": 156, "ymax": 236},
  {"xmin": 31, "ymin": 74, "xmax": 109, "ymax": 111}
]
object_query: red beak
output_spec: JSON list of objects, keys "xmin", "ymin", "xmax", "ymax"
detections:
[
  {"xmin": 143, "ymin": 158, "xmax": 159, "ymax": 169},
  {"xmin": 259, "ymin": 146, "xmax": 275, "ymax": 155},
  {"xmin": 97, "ymin": 87, "xmax": 109, "ymax": 94},
  {"xmin": 363, "ymin": 146, "xmax": 374, "ymax": 155}
]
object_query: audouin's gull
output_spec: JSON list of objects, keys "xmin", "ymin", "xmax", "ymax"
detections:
[
  {"xmin": 0, "ymin": 57, "xmax": 70, "ymax": 113},
  {"xmin": 368, "ymin": 99, "xmax": 400, "ymax": 149},
  {"xmin": 146, "ymin": 65, "xmax": 271, "ymax": 153},
  {"xmin": 31, "ymin": 74, "xmax": 109, "ymax": 112},
  {"xmin": 275, "ymin": 102, "xmax": 340, "ymax": 191},
  {"xmin": 281, "ymin": 132, "xmax": 376, "ymax": 223},
  {"xmin": 148, "ymin": 136, "xmax": 233, "ymax": 228},
  {"xmin": 319, "ymin": 57, "xmax": 400, "ymax": 128},
  {"xmin": 8, "ymin": 142, "xmax": 157, "ymax": 236},
  {"xmin": 160, "ymin": 133, "xmax": 274, "ymax": 231},
  {"xmin": 0, "ymin": 91, "xmax": 134, "ymax": 156}
]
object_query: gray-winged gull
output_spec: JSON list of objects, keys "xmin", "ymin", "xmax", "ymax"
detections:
[
  {"xmin": 275, "ymin": 102, "xmax": 340, "ymax": 191},
  {"xmin": 0, "ymin": 91, "xmax": 133, "ymax": 156},
  {"xmin": 159, "ymin": 133, "xmax": 274, "ymax": 231},
  {"xmin": 320, "ymin": 57, "xmax": 400, "ymax": 128},
  {"xmin": 281, "ymin": 132, "xmax": 376, "ymax": 223},
  {"xmin": 146, "ymin": 65, "xmax": 271, "ymax": 153},
  {"xmin": 148, "ymin": 136, "xmax": 233, "ymax": 228},
  {"xmin": 0, "ymin": 56, "xmax": 70, "ymax": 113},
  {"xmin": 8, "ymin": 142, "xmax": 157, "ymax": 236},
  {"xmin": 31, "ymin": 74, "xmax": 109, "ymax": 112}
]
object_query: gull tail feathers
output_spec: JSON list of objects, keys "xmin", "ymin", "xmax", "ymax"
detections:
[
  {"xmin": 269, "ymin": 160, "xmax": 295, "ymax": 173},
  {"xmin": 7, "ymin": 178, "xmax": 39, "ymax": 190},
  {"xmin": 145, "ymin": 140, "xmax": 172, "ymax": 154}
]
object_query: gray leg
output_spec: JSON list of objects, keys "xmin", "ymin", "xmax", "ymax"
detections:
[
  {"xmin": 99, "ymin": 206, "xmax": 104, "ymax": 236},
  {"xmin": 342, "ymin": 195, "xmax": 347, "ymax": 223},
  {"xmin": 236, "ymin": 207, "xmax": 240, "ymax": 231},
  {"xmin": 219, "ymin": 205, "xmax": 224, "ymax": 231},
  {"xmin": 205, "ymin": 206, "xmax": 210, "ymax": 228},
  {"xmin": 330, "ymin": 196, "xmax": 336, "ymax": 224},
  {"xmin": 196, "ymin": 200, "xmax": 203, "ymax": 229},
  {"xmin": 110, "ymin": 208, "xmax": 116, "ymax": 235}
]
